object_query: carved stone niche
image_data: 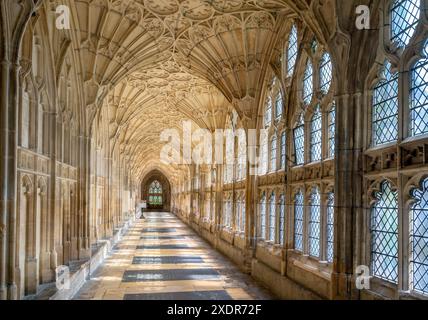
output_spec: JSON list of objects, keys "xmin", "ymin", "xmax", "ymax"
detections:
[
  {"xmin": 322, "ymin": 160, "xmax": 334, "ymax": 177},
  {"xmin": 305, "ymin": 163, "xmax": 321, "ymax": 180},
  {"xmin": 291, "ymin": 167, "xmax": 305, "ymax": 182},
  {"xmin": 400, "ymin": 140, "xmax": 428, "ymax": 168},
  {"xmin": 365, "ymin": 145, "xmax": 398, "ymax": 173}
]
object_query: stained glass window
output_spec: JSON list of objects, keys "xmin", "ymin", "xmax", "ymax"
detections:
[
  {"xmin": 320, "ymin": 53, "xmax": 332, "ymax": 94},
  {"xmin": 410, "ymin": 177, "xmax": 428, "ymax": 295},
  {"xmin": 149, "ymin": 180, "xmax": 162, "ymax": 194},
  {"xmin": 287, "ymin": 25, "xmax": 298, "ymax": 77},
  {"xmin": 275, "ymin": 94, "xmax": 283, "ymax": 120},
  {"xmin": 372, "ymin": 61, "xmax": 399, "ymax": 145},
  {"xmin": 269, "ymin": 193, "xmax": 276, "ymax": 242},
  {"xmin": 391, "ymin": 0, "xmax": 420, "ymax": 48},
  {"xmin": 328, "ymin": 105, "xmax": 336, "ymax": 158},
  {"xmin": 303, "ymin": 60, "xmax": 313, "ymax": 105},
  {"xmin": 281, "ymin": 132, "xmax": 286, "ymax": 169},
  {"xmin": 265, "ymin": 98, "xmax": 272, "ymax": 128},
  {"xmin": 309, "ymin": 187, "xmax": 321, "ymax": 258},
  {"xmin": 326, "ymin": 193, "xmax": 335, "ymax": 263},
  {"xmin": 148, "ymin": 180, "xmax": 163, "ymax": 205},
  {"xmin": 279, "ymin": 194, "xmax": 286, "ymax": 245},
  {"xmin": 294, "ymin": 190, "xmax": 304, "ymax": 251},
  {"xmin": 294, "ymin": 114, "xmax": 305, "ymax": 166},
  {"xmin": 260, "ymin": 194, "xmax": 267, "ymax": 239},
  {"xmin": 410, "ymin": 42, "xmax": 428, "ymax": 137},
  {"xmin": 270, "ymin": 135, "xmax": 277, "ymax": 172},
  {"xmin": 310, "ymin": 106, "xmax": 322, "ymax": 162},
  {"xmin": 371, "ymin": 180, "xmax": 398, "ymax": 283}
]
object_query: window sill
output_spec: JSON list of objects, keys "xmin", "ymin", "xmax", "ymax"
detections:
[
  {"xmin": 401, "ymin": 133, "xmax": 428, "ymax": 146},
  {"xmin": 365, "ymin": 142, "xmax": 397, "ymax": 155}
]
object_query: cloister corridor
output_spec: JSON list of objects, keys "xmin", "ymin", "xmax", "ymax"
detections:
[{"xmin": 73, "ymin": 212, "xmax": 273, "ymax": 300}]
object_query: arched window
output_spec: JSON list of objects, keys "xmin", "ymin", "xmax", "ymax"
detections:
[
  {"xmin": 270, "ymin": 135, "xmax": 277, "ymax": 172},
  {"xmin": 391, "ymin": 0, "xmax": 421, "ymax": 48},
  {"xmin": 320, "ymin": 53, "xmax": 332, "ymax": 94},
  {"xmin": 328, "ymin": 104, "xmax": 336, "ymax": 158},
  {"xmin": 280, "ymin": 132, "xmax": 286, "ymax": 169},
  {"xmin": 279, "ymin": 194, "xmax": 286, "ymax": 245},
  {"xmin": 294, "ymin": 190, "xmax": 304, "ymax": 251},
  {"xmin": 238, "ymin": 136, "xmax": 247, "ymax": 181},
  {"xmin": 275, "ymin": 93, "xmax": 283, "ymax": 120},
  {"xmin": 265, "ymin": 98, "xmax": 272, "ymax": 128},
  {"xmin": 309, "ymin": 187, "xmax": 321, "ymax": 258},
  {"xmin": 310, "ymin": 106, "xmax": 322, "ymax": 162},
  {"xmin": 410, "ymin": 177, "xmax": 428, "ymax": 295},
  {"xmin": 260, "ymin": 193, "xmax": 267, "ymax": 239},
  {"xmin": 410, "ymin": 41, "xmax": 428, "ymax": 137},
  {"xmin": 372, "ymin": 61, "xmax": 398, "ymax": 146},
  {"xmin": 148, "ymin": 180, "xmax": 163, "ymax": 206},
  {"xmin": 326, "ymin": 193, "xmax": 335, "ymax": 262},
  {"xmin": 303, "ymin": 60, "xmax": 313, "ymax": 105},
  {"xmin": 371, "ymin": 180, "xmax": 398, "ymax": 283},
  {"xmin": 287, "ymin": 25, "xmax": 298, "ymax": 77},
  {"xmin": 269, "ymin": 192, "xmax": 276, "ymax": 242},
  {"xmin": 294, "ymin": 114, "xmax": 305, "ymax": 166}
]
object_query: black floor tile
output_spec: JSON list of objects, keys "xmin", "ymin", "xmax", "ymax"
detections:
[
  {"xmin": 124, "ymin": 290, "xmax": 232, "ymax": 300},
  {"xmin": 122, "ymin": 268, "xmax": 220, "ymax": 282}
]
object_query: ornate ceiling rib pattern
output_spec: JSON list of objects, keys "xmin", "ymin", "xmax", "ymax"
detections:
[{"xmin": 65, "ymin": 0, "xmax": 324, "ymax": 182}]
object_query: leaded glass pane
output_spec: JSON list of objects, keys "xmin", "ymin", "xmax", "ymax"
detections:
[
  {"xmin": 235, "ymin": 201, "xmax": 240, "ymax": 230},
  {"xmin": 328, "ymin": 105, "xmax": 336, "ymax": 158},
  {"xmin": 279, "ymin": 195, "xmax": 286, "ymax": 245},
  {"xmin": 281, "ymin": 132, "xmax": 286, "ymax": 169},
  {"xmin": 294, "ymin": 115, "xmax": 305, "ymax": 165},
  {"xmin": 241, "ymin": 201, "xmax": 246, "ymax": 232},
  {"xmin": 276, "ymin": 94, "xmax": 283, "ymax": 120},
  {"xmin": 287, "ymin": 25, "xmax": 298, "ymax": 77},
  {"xmin": 270, "ymin": 136, "xmax": 277, "ymax": 172},
  {"xmin": 320, "ymin": 53, "xmax": 332, "ymax": 94},
  {"xmin": 310, "ymin": 106, "xmax": 322, "ymax": 162},
  {"xmin": 149, "ymin": 180, "xmax": 162, "ymax": 194},
  {"xmin": 309, "ymin": 187, "xmax": 321, "ymax": 258},
  {"xmin": 410, "ymin": 42, "xmax": 428, "ymax": 137},
  {"xmin": 294, "ymin": 191, "xmax": 304, "ymax": 251},
  {"xmin": 260, "ymin": 195, "xmax": 266, "ymax": 239},
  {"xmin": 269, "ymin": 193, "xmax": 276, "ymax": 242},
  {"xmin": 391, "ymin": 0, "xmax": 420, "ymax": 48},
  {"xmin": 410, "ymin": 177, "xmax": 428, "ymax": 295},
  {"xmin": 265, "ymin": 98, "xmax": 272, "ymax": 128},
  {"xmin": 303, "ymin": 61, "xmax": 313, "ymax": 105},
  {"xmin": 372, "ymin": 61, "xmax": 398, "ymax": 145},
  {"xmin": 326, "ymin": 193, "xmax": 334, "ymax": 263},
  {"xmin": 371, "ymin": 180, "xmax": 398, "ymax": 283}
]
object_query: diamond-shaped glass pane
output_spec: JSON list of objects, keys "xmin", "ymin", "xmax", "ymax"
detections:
[
  {"xmin": 294, "ymin": 115, "xmax": 305, "ymax": 165},
  {"xmin": 326, "ymin": 193, "xmax": 335, "ymax": 262},
  {"xmin": 260, "ymin": 195, "xmax": 266, "ymax": 239},
  {"xmin": 265, "ymin": 98, "xmax": 272, "ymax": 127},
  {"xmin": 410, "ymin": 44, "xmax": 428, "ymax": 137},
  {"xmin": 309, "ymin": 187, "xmax": 321, "ymax": 258},
  {"xmin": 303, "ymin": 61, "xmax": 313, "ymax": 105},
  {"xmin": 310, "ymin": 106, "xmax": 322, "ymax": 162},
  {"xmin": 276, "ymin": 94, "xmax": 283, "ymax": 119},
  {"xmin": 287, "ymin": 25, "xmax": 298, "ymax": 77},
  {"xmin": 270, "ymin": 136, "xmax": 277, "ymax": 172},
  {"xmin": 328, "ymin": 105, "xmax": 336, "ymax": 158},
  {"xmin": 294, "ymin": 191, "xmax": 304, "ymax": 251},
  {"xmin": 372, "ymin": 61, "xmax": 398, "ymax": 145},
  {"xmin": 269, "ymin": 193, "xmax": 276, "ymax": 242},
  {"xmin": 320, "ymin": 53, "xmax": 332, "ymax": 94},
  {"xmin": 281, "ymin": 132, "xmax": 286, "ymax": 169},
  {"xmin": 410, "ymin": 177, "xmax": 428, "ymax": 295},
  {"xmin": 279, "ymin": 195, "xmax": 285, "ymax": 245},
  {"xmin": 391, "ymin": 0, "xmax": 420, "ymax": 48},
  {"xmin": 371, "ymin": 180, "xmax": 399, "ymax": 283}
]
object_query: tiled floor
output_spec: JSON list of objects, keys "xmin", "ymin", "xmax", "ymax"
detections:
[{"xmin": 73, "ymin": 212, "xmax": 274, "ymax": 300}]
